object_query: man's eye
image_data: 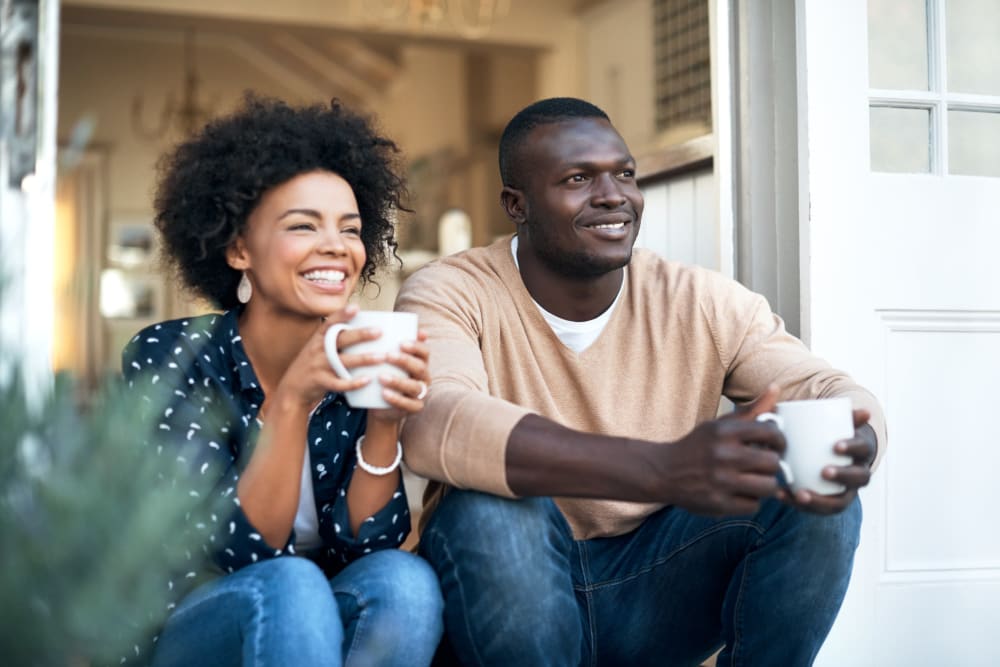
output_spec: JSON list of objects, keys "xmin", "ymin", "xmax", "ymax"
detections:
[
  {"xmin": 619, "ymin": 169, "xmax": 636, "ymax": 179},
  {"xmin": 568, "ymin": 174, "xmax": 588, "ymax": 183}
]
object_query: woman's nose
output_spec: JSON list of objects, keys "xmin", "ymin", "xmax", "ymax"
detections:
[{"xmin": 317, "ymin": 225, "xmax": 348, "ymax": 254}]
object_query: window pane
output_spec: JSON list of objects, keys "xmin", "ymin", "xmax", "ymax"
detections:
[
  {"xmin": 949, "ymin": 110, "xmax": 1000, "ymax": 177},
  {"xmin": 947, "ymin": 0, "xmax": 1000, "ymax": 95},
  {"xmin": 868, "ymin": 0, "xmax": 929, "ymax": 90},
  {"xmin": 870, "ymin": 106, "xmax": 931, "ymax": 173},
  {"xmin": 653, "ymin": 0, "xmax": 712, "ymax": 137}
]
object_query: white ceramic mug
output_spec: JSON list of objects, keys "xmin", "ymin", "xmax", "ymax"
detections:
[
  {"xmin": 324, "ymin": 311, "xmax": 419, "ymax": 409},
  {"xmin": 756, "ymin": 397, "xmax": 855, "ymax": 495}
]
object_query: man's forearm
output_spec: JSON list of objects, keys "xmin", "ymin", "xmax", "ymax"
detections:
[{"xmin": 505, "ymin": 413, "xmax": 662, "ymax": 500}]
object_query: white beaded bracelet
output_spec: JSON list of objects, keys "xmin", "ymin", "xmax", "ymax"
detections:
[{"xmin": 355, "ymin": 435, "xmax": 403, "ymax": 476}]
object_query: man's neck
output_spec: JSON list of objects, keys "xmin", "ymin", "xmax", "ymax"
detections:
[{"xmin": 515, "ymin": 249, "xmax": 625, "ymax": 322}]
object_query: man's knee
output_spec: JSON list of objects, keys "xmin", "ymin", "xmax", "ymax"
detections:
[
  {"xmin": 421, "ymin": 490, "xmax": 569, "ymax": 559},
  {"xmin": 759, "ymin": 496, "xmax": 863, "ymax": 598},
  {"xmin": 418, "ymin": 490, "xmax": 581, "ymax": 659},
  {"xmin": 791, "ymin": 496, "xmax": 863, "ymax": 559}
]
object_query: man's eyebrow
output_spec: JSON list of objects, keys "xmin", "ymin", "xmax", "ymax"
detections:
[{"xmin": 561, "ymin": 156, "xmax": 636, "ymax": 170}]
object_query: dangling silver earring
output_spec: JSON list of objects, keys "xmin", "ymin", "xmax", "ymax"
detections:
[{"xmin": 237, "ymin": 272, "xmax": 252, "ymax": 304}]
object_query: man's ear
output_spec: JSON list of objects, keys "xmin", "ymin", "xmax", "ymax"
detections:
[
  {"xmin": 500, "ymin": 186, "xmax": 527, "ymax": 224},
  {"xmin": 225, "ymin": 237, "xmax": 250, "ymax": 271}
]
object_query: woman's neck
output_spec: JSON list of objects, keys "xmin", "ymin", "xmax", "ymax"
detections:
[{"xmin": 237, "ymin": 304, "xmax": 321, "ymax": 396}]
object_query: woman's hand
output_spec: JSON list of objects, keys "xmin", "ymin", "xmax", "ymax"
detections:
[
  {"xmin": 368, "ymin": 329, "xmax": 431, "ymax": 424},
  {"xmin": 267, "ymin": 305, "xmax": 387, "ymax": 414}
]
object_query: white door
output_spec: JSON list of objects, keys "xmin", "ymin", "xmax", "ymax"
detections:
[{"xmin": 796, "ymin": 1, "xmax": 1000, "ymax": 665}]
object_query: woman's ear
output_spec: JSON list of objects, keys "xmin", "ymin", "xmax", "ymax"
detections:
[{"xmin": 225, "ymin": 237, "xmax": 250, "ymax": 271}]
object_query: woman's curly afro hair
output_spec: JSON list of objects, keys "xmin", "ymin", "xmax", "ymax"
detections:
[{"xmin": 154, "ymin": 94, "xmax": 406, "ymax": 309}]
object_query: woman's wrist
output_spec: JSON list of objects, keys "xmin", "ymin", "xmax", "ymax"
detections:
[
  {"xmin": 360, "ymin": 416, "xmax": 401, "ymax": 463},
  {"xmin": 261, "ymin": 386, "xmax": 314, "ymax": 421}
]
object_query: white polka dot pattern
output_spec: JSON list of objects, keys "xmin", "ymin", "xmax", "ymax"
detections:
[{"xmin": 119, "ymin": 309, "xmax": 412, "ymax": 661}]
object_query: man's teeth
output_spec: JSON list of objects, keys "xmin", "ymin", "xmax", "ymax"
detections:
[
  {"xmin": 303, "ymin": 270, "xmax": 345, "ymax": 283},
  {"xmin": 592, "ymin": 222, "xmax": 625, "ymax": 230}
]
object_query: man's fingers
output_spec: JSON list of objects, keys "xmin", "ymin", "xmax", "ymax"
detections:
[
  {"xmin": 823, "ymin": 464, "xmax": 871, "ymax": 490},
  {"xmin": 790, "ymin": 491, "xmax": 855, "ymax": 516},
  {"xmin": 852, "ymin": 408, "xmax": 871, "ymax": 429},
  {"xmin": 726, "ymin": 471, "xmax": 781, "ymax": 499},
  {"xmin": 717, "ymin": 419, "xmax": 787, "ymax": 455},
  {"xmin": 835, "ymin": 437, "xmax": 875, "ymax": 464}
]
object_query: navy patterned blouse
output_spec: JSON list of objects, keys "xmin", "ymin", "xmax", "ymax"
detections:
[{"xmin": 122, "ymin": 308, "xmax": 411, "ymax": 598}]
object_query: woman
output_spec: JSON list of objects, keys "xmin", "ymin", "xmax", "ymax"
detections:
[{"xmin": 122, "ymin": 95, "xmax": 443, "ymax": 666}]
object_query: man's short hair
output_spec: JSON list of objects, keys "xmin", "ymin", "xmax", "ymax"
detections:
[{"xmin": 498, "ymin": 97, "xmax": 610, "ymax": 188}]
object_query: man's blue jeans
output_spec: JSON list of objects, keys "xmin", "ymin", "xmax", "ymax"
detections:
[
  {"xmin": 151, "ymin": 550, "xmax": 443, "ymax": 667},
  {"xmin": 419, "ymin": 491, "xmax": 862, "ymax": 666}
]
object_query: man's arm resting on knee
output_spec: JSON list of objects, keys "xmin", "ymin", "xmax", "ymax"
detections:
[{"xmin": 506, "ymin": 387, "xmax": 791, "ymax": 517}]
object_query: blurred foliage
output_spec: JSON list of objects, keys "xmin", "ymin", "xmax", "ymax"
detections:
[{"xmin": 0, "ymin": 369, "xmax": 221, "ymax": 666}]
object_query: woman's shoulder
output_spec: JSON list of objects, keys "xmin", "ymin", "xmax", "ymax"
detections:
[{"xmin": 121, "ymin": 311, "xmax": 234, "ymax": 378}]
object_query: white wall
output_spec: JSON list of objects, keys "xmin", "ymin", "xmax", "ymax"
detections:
[
  {"xmin": 579, "ymin": 0, "xmax": 656, "ymax": 152},
  {"xmin": 637, "ymin": 169, "xmax": 718, "ymax": 270}
]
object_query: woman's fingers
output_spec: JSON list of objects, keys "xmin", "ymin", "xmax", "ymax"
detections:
[
  {"xmin": 379, "ymin": 373, "xmax": 427, "ymax": 400},
  {"xmin": 400, "ymin": 339, "xmax": 430, "ymax": 362}
]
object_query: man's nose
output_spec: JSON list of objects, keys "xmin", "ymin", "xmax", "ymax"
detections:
[{"xmin": 591, "ymin": 173, "xmax": 627, "ymax": 207}]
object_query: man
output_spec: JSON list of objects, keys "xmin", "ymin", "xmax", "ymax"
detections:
[{"xmin": 396, "ymin": 97, "xmax": 885, "ymax": 666}]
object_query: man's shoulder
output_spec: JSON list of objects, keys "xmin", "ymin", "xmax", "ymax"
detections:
[
  {"xmin": 400, "ymin": 240, "xmax": 512, "ymax": 297},
  {"xmin": 629, "ymin": 248, "xmax": 745, "ymax": 296}
]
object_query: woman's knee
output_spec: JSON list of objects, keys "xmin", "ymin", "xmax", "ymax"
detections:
[
  {"xmin": 244, "ymin": 557, "xmax": 341, "ymax": 618},
  {"xmin": 156, "ymin": 557, "xmax": 343, "ymax": 666},
  {"xmin": 333, "ymin": 549, "xmax": 444, "ymax": 659},
  {"xmin": 355, "ymin": 549, "xmax": 444, "ymax": 618}
]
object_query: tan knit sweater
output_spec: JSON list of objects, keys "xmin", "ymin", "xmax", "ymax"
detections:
[{"xmin": 396, "ymin": 236, "xmax": 886, "ymax": 540}]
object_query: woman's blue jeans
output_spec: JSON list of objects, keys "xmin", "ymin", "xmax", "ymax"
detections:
[
  {"xmin": 419, "ymin": 491, "xmax": 862, "ymax": 667},
  {"xmin": 150, "ymin": 550, "xmax": 443, "ymax": 667}
]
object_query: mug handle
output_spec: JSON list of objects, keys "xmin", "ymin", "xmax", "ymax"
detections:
[
  {"xmin": 755, "ymin": 412, "xmax": 794, "ymax": 485},
  {"xmin": 324, "ymin": 324, "xmax": 353, "ymax": 380}
]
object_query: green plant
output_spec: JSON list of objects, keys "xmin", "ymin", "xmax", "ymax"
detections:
[{"xmin": 0, "ymin": 370, "xmax": 220, "ymax": 666}]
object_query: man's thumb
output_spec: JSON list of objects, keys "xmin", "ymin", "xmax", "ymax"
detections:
[{"xmin": 743, "ymin": 383, "xmax": 780, "ymax": 419}]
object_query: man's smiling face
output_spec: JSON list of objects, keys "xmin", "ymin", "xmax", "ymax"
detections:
[{"xmin": 512, "ymin": 117, "xmax": 644, "ymax": 278}]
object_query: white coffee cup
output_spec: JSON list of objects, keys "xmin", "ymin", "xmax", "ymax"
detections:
[
  {"xmin": 324, "ymin": 311, "xmax": 419, "ymax": 409},
  {"xmin": 755, "ymin": 397, "xmax": 855, "ymax": 495}
]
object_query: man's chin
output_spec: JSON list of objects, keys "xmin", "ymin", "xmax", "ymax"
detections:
[{"xmin": 545, "ymin": 250, "xmax": 633, "ymax": 279}]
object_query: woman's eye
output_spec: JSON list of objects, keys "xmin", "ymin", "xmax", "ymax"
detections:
[
  {"xmin": 289, "ymin": 222, "xmax": 315, "ymax": 231},
  {"xmin": 342, "ymin": 226, "xmax": 362, "ymax": 236}
]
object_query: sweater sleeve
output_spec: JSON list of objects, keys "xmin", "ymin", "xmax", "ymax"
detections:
[
  {"xmin": 395, "ymin": 262, "xmax": 532, "ymax": 497},
  {"xmin": 708, "ymin": 278, "xmax": 887, "ymax": 468}
]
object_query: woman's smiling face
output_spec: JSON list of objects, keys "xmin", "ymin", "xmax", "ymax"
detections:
[{"xmin": 226, "ymin": 170, "xmax": 367, "ymax": 320}]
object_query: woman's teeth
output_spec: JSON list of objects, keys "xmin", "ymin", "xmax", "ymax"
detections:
[{"xmin": 303, "ymin": 270, "xmax": 345, "ymax": 284}]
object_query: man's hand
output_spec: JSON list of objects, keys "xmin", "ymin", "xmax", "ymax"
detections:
[
  {"xmin": 651, "ymin": 385, "xmax": 788, "ymax": 516},
  {"xmin": 777, "ymin": 408, "xmax": 877, "ymax": 515}
]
